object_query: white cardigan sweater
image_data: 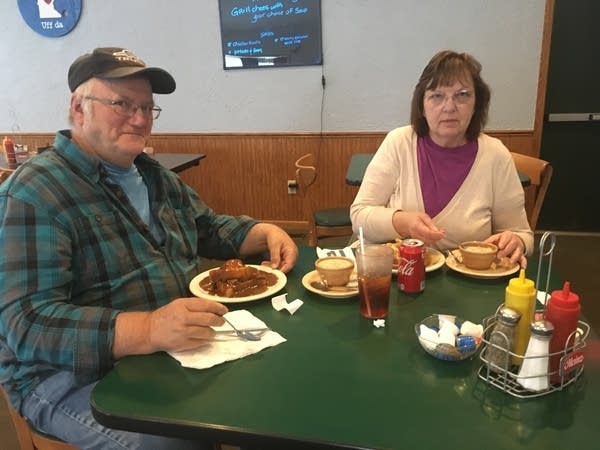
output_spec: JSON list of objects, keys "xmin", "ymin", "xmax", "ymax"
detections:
[{"xmin": 350, "ymin": 126, "xmax": 533, "ymax": 254}]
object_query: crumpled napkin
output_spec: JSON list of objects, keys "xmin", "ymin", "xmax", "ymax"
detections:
[
  {"xmin": 316, "ymin": 246, "xmax": 355, "ymax": 261},
  {"xmin": 272, "ymin": 293, "xmax": 303, "ymax": 314},
  {"xmin": 169, "ymin": 310, "xmax": 286, "ymax": 370}
]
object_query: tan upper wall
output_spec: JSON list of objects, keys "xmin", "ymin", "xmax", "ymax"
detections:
[{"xmin": 1, "ymin": 1, "xmax": 546, "ymax": 133}]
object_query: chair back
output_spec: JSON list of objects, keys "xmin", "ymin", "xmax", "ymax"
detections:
[
  {"xmin": 294, "ymin": 153, "xmax": 352, "ymax": 246},
  {"xmin": 1, "ymin": 386, "xmax": 78, "ymax": 450},
  {"xmin": 1, "ymin": 168, "xmax": 13, "ymax": 185},
  {"xmin": 510, "ymin": 152, "xmax": 553, "ymax": 230}
]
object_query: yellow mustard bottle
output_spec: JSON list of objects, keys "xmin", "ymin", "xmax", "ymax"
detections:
[{"xmin": 504, "ymin": 269, "xmax": 536, "ymax": 366}]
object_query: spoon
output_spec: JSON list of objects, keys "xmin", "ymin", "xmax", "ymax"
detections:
[
  {"xmin": 221, "ymin": 316, "xmax": 264, "ymax": 341},
  {"xmin": 310, "ymin": 281, "xmax": 357, "ymax": 292}
]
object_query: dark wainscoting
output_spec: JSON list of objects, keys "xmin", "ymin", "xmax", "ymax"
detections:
[{"xmin": 3, "ymin": 131, "xmax": 536, "ymax": 232}]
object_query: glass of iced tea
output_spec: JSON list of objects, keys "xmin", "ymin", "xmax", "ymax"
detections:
[{"xmin": 355, "ymin": 244, "xmax": 393, "ymax": 319}]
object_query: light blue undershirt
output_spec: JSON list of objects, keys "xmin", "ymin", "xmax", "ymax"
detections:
[{"xmin": 102, "ymin": 162, "xmax": 163, "ymax": 243}]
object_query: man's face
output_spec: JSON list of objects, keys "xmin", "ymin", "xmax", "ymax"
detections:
[{"xmin": 71, "ymin": 77, "xmax": 154, "ymax": 167}]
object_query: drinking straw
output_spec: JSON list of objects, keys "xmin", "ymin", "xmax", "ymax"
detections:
[
  {"xmin": 357, "ymin": 226, "xmax": 374, "ymax": 317},
  {"xmin": 358, "ymin": 226, "xmax": 365, "ymax": 254}
]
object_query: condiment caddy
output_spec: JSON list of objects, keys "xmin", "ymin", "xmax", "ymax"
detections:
[{"xmin": 477, "ymin": 232, "xmax": 589, "ymax": 398}]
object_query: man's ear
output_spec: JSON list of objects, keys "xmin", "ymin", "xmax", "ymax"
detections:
[{"xmin": 70, "ymin": 94, "xmax": 85, "ymax": 123}]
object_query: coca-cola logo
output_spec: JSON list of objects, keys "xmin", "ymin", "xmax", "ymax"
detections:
[
  {"xmin": 399, "ymin": 257, "xmax": 417, "ymax": 275},
  {"xmin": 561, "ymin": 351, "xmax": 584, "ymax": 375}
]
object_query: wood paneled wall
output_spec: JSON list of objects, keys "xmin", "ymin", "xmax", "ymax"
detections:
[{"xmin": 6, "ymin": 130, "xmax": 535, "ymax": 231}]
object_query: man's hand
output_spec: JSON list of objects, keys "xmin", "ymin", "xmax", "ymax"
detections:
[
  {"xmin": 239, "ymin": 223, "xmax": 298, "ymax": 273},
  {"xmin": 113, "ymin": 298, "xmax": 228, "ymax": 358},
  {"xmin": 148, "ymin": 298, "xmax": 228, "ymax": 352}
]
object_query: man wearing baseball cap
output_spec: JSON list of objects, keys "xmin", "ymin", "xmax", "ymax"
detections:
[{"xmin": 0, "ymin": 47, "xmax": 297, "ymax": 449}]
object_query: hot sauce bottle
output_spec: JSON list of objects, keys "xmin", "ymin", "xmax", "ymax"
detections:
[
  {"xmin": 545, "ymin": 281, "xmax": 581, "ymax": 385},
  {"xmin": 504, "ymin": 269, "xmax": 536, "ymax": 366},
  {"xmin": 3, "ymin": 136, "xmax": 17, "ymax": 169}
]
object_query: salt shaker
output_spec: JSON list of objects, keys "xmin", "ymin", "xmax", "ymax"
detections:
[
  {"xmin": 517, "ymin": 320, "xmax": 554, "ymax": 392},
  {"xmin": 484, "ymin": 306, "xmax": 520, "ymax": 373}
]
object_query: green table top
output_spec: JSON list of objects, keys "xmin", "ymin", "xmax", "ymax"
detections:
[{"xmin": 91, "ymin": 246, "xmax": 599, "ymax": 449}]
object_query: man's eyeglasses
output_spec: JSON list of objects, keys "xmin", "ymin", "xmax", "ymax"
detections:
[
  {"xmin": 83, "ymin": 96, "xmax": 162, "ymax": 119},
  {"xmin": 425, "ymin": 89, "xmax": 474, "ymax": 106}
]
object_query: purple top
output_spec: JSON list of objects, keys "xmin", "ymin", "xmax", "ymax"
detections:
[{"xmin": 417, "ymin": 136, "xmax": 478, "ymax": 218}]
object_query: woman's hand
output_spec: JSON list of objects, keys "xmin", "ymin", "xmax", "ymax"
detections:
[
  {"xmin": 486, "ymin": 231, "xmax": 527, "ymax": 268},
  {"xmin": 392, "ymin": 211, "xmax": 445, "ymax": 245}
]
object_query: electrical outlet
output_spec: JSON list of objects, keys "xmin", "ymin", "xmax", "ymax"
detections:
[{"xmin": 287, "ymin": 179, "xmax": 298, "ymax": 195}]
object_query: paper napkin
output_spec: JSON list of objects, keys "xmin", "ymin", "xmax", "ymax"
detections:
[
  {"xmin": 272, "ymin": 293, "xmax": 303, "ymax": 314},
  {"xmin": 316, "ymin": 246, "xmax": 356, "ymax": 261},
  {"xmin": 169, "ymin": 310, "xmax": 286, "ymax": 370}
]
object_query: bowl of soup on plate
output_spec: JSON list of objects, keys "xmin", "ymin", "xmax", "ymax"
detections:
[
  {"xmin": 315, "ymin": 257, "xmax": 355, "ymax": 286},
  {"xmin": 458, "ymin": 241, "xmax": 498, "ymax": 270}
]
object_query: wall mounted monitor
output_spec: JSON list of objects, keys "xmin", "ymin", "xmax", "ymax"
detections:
[{"xmin": 218, "ymin": 0, "xmax": 322, "ymax": 70}]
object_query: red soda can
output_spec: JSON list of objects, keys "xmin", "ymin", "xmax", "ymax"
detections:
[{"xmin": 398, "ymin": 239, "xmax": 425, "ymax": 293}]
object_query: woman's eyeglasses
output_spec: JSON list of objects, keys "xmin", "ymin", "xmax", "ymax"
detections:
[{"xmin": 425, "ymin": 89, "xmax": 473, "ymax": 106}]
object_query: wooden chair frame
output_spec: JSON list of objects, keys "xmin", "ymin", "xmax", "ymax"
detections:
[
  {"xmin": 1, "ymin": 387, "xmax": 77, "ymax": 450},
  {"xmin": 0, "ymin": 168, "xmax": 14, "ymax": 184},
  {"xmin": 294, "ymin": 153, "xmax": 353, "ymax": 246},
  {"xmin": 510, "ymin": 152, "xmax": 553, "ymax": 230}
]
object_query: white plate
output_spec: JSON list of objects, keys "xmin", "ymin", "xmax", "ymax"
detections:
[
  {"xmin": 301, "ymin": 270, "xmax": 359, "ymax": 299},
  {"xmin": 189, "ymin": 265, "xmax": 287, "ymax": 303},
  {"xmin": 445, "ymin": 254, "xmax": 519, "ymax": 279},
  {"xmin": 350, "ymin": 241, "xmax": 445, "ymax": 273}
]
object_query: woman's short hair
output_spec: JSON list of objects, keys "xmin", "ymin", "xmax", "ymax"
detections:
[{"xmin": 410, "ymin": 50, "xmax": 491, "ymax": 142}]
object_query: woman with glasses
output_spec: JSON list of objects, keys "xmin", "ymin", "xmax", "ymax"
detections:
[{"xmin": 351, "ymin": 50, "xmax": 532, "ymax": 268}]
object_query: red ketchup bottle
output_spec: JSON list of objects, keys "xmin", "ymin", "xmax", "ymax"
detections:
[{"xmin": 545, "ymin": 281, "xmax": 580, "ymax": 385}]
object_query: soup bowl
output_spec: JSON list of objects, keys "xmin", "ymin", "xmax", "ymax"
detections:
[
  {"xmin": 458, "ymin": 241, "xmax": 498, "ymax": 270},
  {"xmin": 315, "ymin": 256, "xmax": 355, "ymax": 286}
]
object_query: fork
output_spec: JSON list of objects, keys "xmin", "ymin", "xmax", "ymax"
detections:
[{"xmin": 221, "ymin": 316, "xmax": 266, "ymax": 341}]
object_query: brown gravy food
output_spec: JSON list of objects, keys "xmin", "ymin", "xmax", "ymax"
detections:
[{"xmin": 199, "ymin": 259, "xmax": 278, "ymax": 298}]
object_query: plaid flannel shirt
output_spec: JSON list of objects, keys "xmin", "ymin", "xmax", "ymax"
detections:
[{"xmin": 0, "ymin": 130, "xmax": 256, "ymax": 408}]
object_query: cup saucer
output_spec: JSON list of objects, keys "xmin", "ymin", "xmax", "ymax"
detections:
[{"xmin": 301, "ymin": 270, "xmax": 359, "ymax": 299}]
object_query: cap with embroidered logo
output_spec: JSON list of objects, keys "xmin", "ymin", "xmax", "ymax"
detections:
[{"xmin": 68, "ymin": 47, "xmax": 176, "ymax": 94}]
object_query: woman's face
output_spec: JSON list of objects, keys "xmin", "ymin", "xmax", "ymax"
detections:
[{"xmin": 423, "ymin": 79, "xmax": 475, "ymax": 147}]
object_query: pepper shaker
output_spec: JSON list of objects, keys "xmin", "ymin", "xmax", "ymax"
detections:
[{"xmin": 483, "ymin": 306, "xmax": 520, "ymax": 373}]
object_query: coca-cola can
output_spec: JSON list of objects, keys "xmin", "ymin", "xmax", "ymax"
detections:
[{"xmin": 398, "ymin": 239, "xmax": 425, "ymax": 293}]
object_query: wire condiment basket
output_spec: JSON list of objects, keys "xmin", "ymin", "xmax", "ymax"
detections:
[{"xmin": 477, "ymin": 232, "xmax": 589, "ymax": 398}]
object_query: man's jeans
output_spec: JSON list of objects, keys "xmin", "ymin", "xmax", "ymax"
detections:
[{"xmin": 21, "ymin": 371, "xmax": 211, "ymax": 449}]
